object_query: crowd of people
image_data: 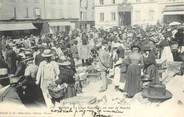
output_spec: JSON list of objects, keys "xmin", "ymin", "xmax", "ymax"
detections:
[{"xmin": 0, "ymin": 24, "xmax": 183, "ymax": 107}]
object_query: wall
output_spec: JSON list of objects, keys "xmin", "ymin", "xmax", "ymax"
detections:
[
  {"xmin": 95, "ymin": 0, "xmax": 184, "ymax": 28},
  {"xmin": 131, "ymin": 2, "xmax": 160, "ymax": 25},
  {"xmin": 0, "ymin": 0, "xmax": 80, "ymax": 21},
  {"xmin": 0, "ymin": 0, "xmax": 42, "ymax": 20},
  {"xmin": 95, "ymin": 5, "xmax": 119, "ymax": 28},
  {"xmin": 44, "ymin": 0, "xmax": 80, "ymax": 19},
  {"xmin": 95, "ymin": 0, "xmax": 121, "ymax": 28},
  {"xmin": 80, "ymin": 0, "xmax": 95, "ymax": 21}
]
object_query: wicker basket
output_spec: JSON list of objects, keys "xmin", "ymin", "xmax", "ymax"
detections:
[{"xmin": 48, "ymin": 84, "xmax": 66, "ymax": 99}]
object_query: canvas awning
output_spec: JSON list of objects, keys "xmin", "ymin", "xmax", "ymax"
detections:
[
  {"xmin": 0, "ymin": 23, "xmax": 36, "ymax": 31},
  {"xmin": 163, "ymin": 4, "xmax": 184, "ymax": 15},
  {"xmin": 48, "ymin": 22, "xmax": 73, "ymax": 26}
]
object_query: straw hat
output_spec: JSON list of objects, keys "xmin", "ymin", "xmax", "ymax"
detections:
[{"xmin": 41, "ymin": 49, "xmax": 54, "ymax": 57}]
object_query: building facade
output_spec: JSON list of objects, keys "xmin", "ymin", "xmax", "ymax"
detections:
[
  {"xmin": 0, "ymin": 0, "xmax": 43, "ymax": 20},
  {"xmin": 43, "ymin": 0, "xmax": 80, "ymax": 32},
  {"xmin": 0, "ymin": 0, "xmax": 80, "ymax": 34},
  {"xmin": 79, "ymin": 0, "xmax": 95, "ymax": 31},
  {"xmin": 0, "ymin": 0, "xmax": 43, "ymax": 35},
  {"xmin": 95, "ymin": 0, "xmax": 184, "ymax": 28}
]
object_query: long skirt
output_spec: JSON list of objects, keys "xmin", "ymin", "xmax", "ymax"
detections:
[
  {"xmin": 119, "ymin": 73, "xmax": 126, "ymax": 90},
  {"xmin": 7, "ymin": 59, "xmax": 16, "ymax": 74},
  {"xmin": 100, "ymin": 71, "xmax": 108, "ymax": 91},
  {"xmin": 78, "ymin": 45, "xmax": 90, "ymax": 60},
  {"xmin": 114, "ymin": 66, "xmax": 121, "ymax": 86},
  {"xmin": 125, "ymin": 64, "xmax": 142, "ymax": 97},
  {"xmin": 161, "ymin": 46, "xmax": 173, "ymax": 62}
]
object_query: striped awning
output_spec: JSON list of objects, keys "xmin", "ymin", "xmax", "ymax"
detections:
[
  {"xmin": 163, "ymin": 4, "xmax": 184, "ymax": 12},
  {"xmin": 0, "ymin": 23, "xmax": 36, "ymax": 31}
]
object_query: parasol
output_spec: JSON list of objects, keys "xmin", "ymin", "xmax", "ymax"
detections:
[{"xmin": 169, "ymin": 22, "xmax": 181, "ymax": 26}]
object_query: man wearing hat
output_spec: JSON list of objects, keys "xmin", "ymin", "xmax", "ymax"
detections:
[{"xmin": 36, "ymin": 49, "xmax": 60, "ymax": 107}]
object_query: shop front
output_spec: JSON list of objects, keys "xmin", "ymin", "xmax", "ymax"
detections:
[
  {"xmin": 163, "ymin": 4, "xmax": 184, "ymax": 24},
  {"xmin": 48, "ymin": 21, "xmax": 76, "ymax": 34},
  {"xmin": 0, "ymin": 22, "xmax": 37, "ymax": 37}
]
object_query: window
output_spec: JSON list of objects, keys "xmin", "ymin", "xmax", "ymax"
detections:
[
  {"xmin": 80, "ymin": 11, "xmax": 83, "ymax": 20},
  {"xmin": 112, "ymin": 0, "xmax": 116, "ymax": 4},
  {"xmin": 99, "ymin": 0, "xmax": 104, "ymax": 5},
  {"xmin": 34, "ymin": 8, "xmax": 41, "ymax": 18},
  {"xmin": 34, "ymin": 0, "xmax": 39, "ymax": 3},
  {"xmin": 10, "ymin": 0, "xmax": 16, "ymax": 2},
  {"xmin": 13, "ymin": 7, "xmax": 17, "ymax": 18},
  {"xmin": 26, "ymin": 8, "xmax": 29, "ymax": 18},
  {"xmin": 136, "ymin": 0, "xmax": 141, "ymax": 2},
  {"xmin": 168, "ymin": 0, "xmax": 178, "ymax": 2},
  {"xmin": 111, "ymin": 12, "xmax": 116, "ymax": 21},
  {"xmin": 58, "ymin": 0, "xmax": 63, "ymax": 4},
  {"xmin": 49, "ymin": 0, "xmax": 56, "ymax": 4},
  {"xmin": 51, "ymin": 9, "xmax": 55, "ymax": 18},
  {"xmin": 100, "ymin": 12, "xmax": 104, "ymax": 22},
  {"xmin": 135, "ymin": 10, "xmax": 141, "ymax": 21},
  {"xmin": 149, "ymin": 10, "xmax": 155, "ymax": 21}
]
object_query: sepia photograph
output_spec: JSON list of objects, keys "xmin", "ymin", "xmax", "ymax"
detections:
[{"xmin": 0, "ymin": 0, "xmax": 184, "ymax": 116}]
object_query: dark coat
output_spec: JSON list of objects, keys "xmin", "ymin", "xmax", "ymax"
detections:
[
  {"xmin": 6, "ymin": 49, "xmax": 17, "ymax": 74},
  {"xmin": 175, "ymin": 32, "xmax": 184, "ymax": 46},
  {"xmin": 0, "ymin": 56, "xmax": 9, "ymax": 86}
]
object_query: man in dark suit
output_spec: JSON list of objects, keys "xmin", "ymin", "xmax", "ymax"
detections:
[{"xmin": 175, "ymin": 28, "xmax": 184, "ymax": 53}]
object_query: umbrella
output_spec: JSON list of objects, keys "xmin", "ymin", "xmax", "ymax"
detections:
[{"xmin": 169, "ymin": 22, "xmax": 181, "ymax": 26}]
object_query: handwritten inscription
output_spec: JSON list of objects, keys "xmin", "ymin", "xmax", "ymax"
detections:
[{"xmin": 50, "ymin": 105, "xmax": 130, "ymax": 116}]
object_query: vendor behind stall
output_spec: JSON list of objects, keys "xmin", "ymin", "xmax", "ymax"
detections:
[
  {"xmin": 142, "ymin": 47, "xmax": 159, "ymax": 84},
  {"xmin": 56, "ymin": 47, "xmax": 76, "ymax": 98}
]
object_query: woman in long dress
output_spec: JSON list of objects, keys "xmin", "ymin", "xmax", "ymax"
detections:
[
  {"xmin": 125, "ymin": 45, "xmax": 143, "ymax": 98},
  {"xmin": 77, "ymin": 33, "xmax": 90, "ymax": 66}
]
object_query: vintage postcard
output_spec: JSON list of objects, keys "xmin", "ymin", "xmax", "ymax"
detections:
[{"xmin": 0, "ymin": 0, "xmax": 184, "ymax": 117}]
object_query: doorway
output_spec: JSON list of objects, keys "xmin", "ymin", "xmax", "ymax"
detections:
[{"xmin": 119, "ymin": 12, "xmax": 131, "ymax": 26}]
